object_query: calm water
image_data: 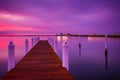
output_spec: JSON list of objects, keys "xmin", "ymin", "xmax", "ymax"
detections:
[{"xmin": 0, "ymin": 36, "xmax": 120, "ymax": 80}]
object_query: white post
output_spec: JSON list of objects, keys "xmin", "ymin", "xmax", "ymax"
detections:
[
  {"xmin": 8, "ymin": 41, "xmax": 15, "ymax": 71},
  {"xmin": 48, "ymin": 37, "xmax": 53, "ymax": 47},
  {"xmin": 35, "ymin": 37, "xmax": 37, "ymax": 44},
  {"xmin": 37, "ymin": 37, "xmax": 40, "ymax": 42},
  {"xmin": 105, "ymin": 34, "xmax": 107, "ymax": 49},
  {"xmin": 62, "ymin": 42, "xmax": 69, "ymax": 70},
  {"xmin": 34, "ymin": 37, "xmax": 36, "ymax": 44},
  {"xmin": 50, "ymin": 38, "xmax": 54, "ymax": 48},
  {"xmin": 105, "ymin": 34, "xmax": 108, "ymax": 53},
  {"xmin": 79, "ymin": 36, "xmax": 81, "ymax": 56},
  {"xmin": 36, "ymin": 37, "xmax": 38, "ymax": 43},
  {"xmin": 54, "ymin": 38, "xmax": 57, "ymax": 53},
  {"xmin": 37, "ymin": 37, "xmax": 38, "ymax": 42},
  {"xmin": 25, "ymin": 39, "xmax": 29, "ymax": 53},
  {"xmin": 39, "ymin": 37, "xmax": 40, "ymax": 41},
  {"xmin": 48, "ymin": 37, "xmax": 50, "ymax": 45},
  {"xmin": 35, "ymin": 37, "xmax": 36, "ymax": 44},
  {"xmin": 31, "ymin": 38, "xmax": 34, "ymax": 48}
]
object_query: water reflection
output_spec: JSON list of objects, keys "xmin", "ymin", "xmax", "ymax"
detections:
[
  {"xmin": 88, "ymin": 37, "xmax": 103, "ymax": 42},
  {"xmin": 0, "ymin": 36, "xmax": 120, "ymax": 80},
  {"xmin": 57, "ymin": 36, "xmax": 61, "ymax": 42},
  {"xmin": 62, "ymin": 36, "xmax": 68, "ymax": 41}
]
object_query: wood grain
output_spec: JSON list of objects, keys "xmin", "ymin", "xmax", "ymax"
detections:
[{"xmin": 0, "ymin": 40, "xmax": 73, "ymax": 80}]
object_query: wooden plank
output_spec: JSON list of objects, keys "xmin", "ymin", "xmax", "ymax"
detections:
[{"xmin": 0, "ymin": 40, "xmax": 73, "ymax": 80}]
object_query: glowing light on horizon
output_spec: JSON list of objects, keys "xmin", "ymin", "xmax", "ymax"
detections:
[
  {"xmin": 57, "ymin": 36, "xmax": 61, "ymax": 42},
  {"xmin": 62, "ymin": 36, "xmax": 68, "ymax": 41},
  {"xmin": 88, "ymin": 37, "xmax": 103, "ymax": 42}
]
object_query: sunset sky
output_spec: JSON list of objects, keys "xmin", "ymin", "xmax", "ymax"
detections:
[{"xmin": 0, "ymin": 0, "xmax": 120, "ymax": 34}]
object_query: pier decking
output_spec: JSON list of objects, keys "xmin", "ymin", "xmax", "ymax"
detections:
[{"xmin": 1, "ymin": 40, "xmax": 73, "ymax": 80}]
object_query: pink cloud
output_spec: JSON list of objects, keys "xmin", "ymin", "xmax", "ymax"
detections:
[{"xmin": 0, "ymin": 22, "xmax": 45, "ymax": 33}]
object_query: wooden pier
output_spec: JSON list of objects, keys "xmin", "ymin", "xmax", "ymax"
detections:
[{"xmin": 0, "ymin": 40, "xmax": 73, "ymax": 80}]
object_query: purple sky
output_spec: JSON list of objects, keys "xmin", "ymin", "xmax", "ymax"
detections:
[{"xmin": 0, "ymin": 0, "xmax": 120, "ymax": 34}]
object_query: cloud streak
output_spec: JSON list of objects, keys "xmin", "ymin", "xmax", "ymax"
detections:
[{"xmin": 0, "ymin": 0, "xmax": 120, "ymax": 34}]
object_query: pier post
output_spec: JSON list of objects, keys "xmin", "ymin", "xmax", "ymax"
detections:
[
  {"xmin": 79, "ymin": 36, "xmax": 81, "ymax": 56},
  {"xmin": 34, "ymin": 37, "xmax": 36, "ymax": 44},
  {"xmin": 54, "ymin": 38, "xmax": 57, "ymax": 53},
  {"xmin": 48, "ymin": 37, "xmax": 51, "ymax": 45},
  {"xmin": 79, "ymin": 43, "xmax": 81, "ymax": 56},
  {"xmin": 31, "ymin": 38, "xmax": 34, "ymax": 47},
  {"xmin": 25, "ymin": 39, "xmax": 29, "ymax": 53},
  {"xmin": 37, "ymin": 37, "xmax": 40, "ymax": 42},
  {"xmin": 62, "ymin": 42, "xmax": 69, "ymax": 70},
  {"xmin": 34, "ymin": 37, "xmax": 36, "ymax": 45},
  {"xmin": 36, "ymin": 37, "xmax": 38, "ymax": 43},
  {"xmin": 105, "ymin": 34, "xmax": 108, "ymax": 53},
  {"xmin": 51, "ymin": 38, "xmax": 54, "ymax": 48},
  {"xmin": 105, "ymin": 34, "xmax": 108, "ymax": 70},
  {"xmin": 8, "ymin": 41, "xmax": 15, "ymax": 71},
  {"xmin": 49, "ymin": 38, "xmax": 54, "ymax": 48},
  {"xmin": 35, "ymin": 37, "xmax": 37, "ymax": 44}
]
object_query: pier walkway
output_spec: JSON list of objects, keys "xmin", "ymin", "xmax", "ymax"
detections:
[{"xmin": 1, "ymin": 40, "xmax": 73, "ymax": 80}]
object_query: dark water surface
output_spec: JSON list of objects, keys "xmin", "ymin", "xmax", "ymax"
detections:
[{"xmin": 0, "ymin": 36, "xmax": 120, "ymax": 80}]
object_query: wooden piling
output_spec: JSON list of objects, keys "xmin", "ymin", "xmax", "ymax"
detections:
[{"xmin": 1, "ymin": 40, "xmax": 73, "ymax": 80}]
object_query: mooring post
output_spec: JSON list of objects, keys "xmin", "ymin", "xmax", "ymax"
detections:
[
  {"xmin": 37, "ymin": 37, "xmax": 40, "ymax": 42},
  {"xmin": 62, "ymin": 42, "xmax": 69, "ymax": 70},
  {"xmin": 79, "ymin": 36, "xmax": 81, "ymax": 56},
  {"xmin": 79, "ymin": 43, "xmax": 81, "ymax": 56},
  {"xmin": 48, "ymin": 37, "xmax": 51, "ymax": 45},
  {"xmin": 51, "ymin": 38, "xmax": 54, "ymax": 48},
  {"xmin": 36, "ymin": 37, "xmax": 38, "ymax": 43},
  {"xmin": 105, "ymin": 34, "xmax": 108, "ymax": 53},
  {"xmin": 31, "ymin": 38, "xmax": 34, "ymax": 48},
  {"xmin": 25, "ymin": 39, "xmax": 29, "ymax": 53},
  {"xmin": 54, "ymin": 38, "xmax": 57, "ymax": 53},
  {"xmin": 8, "ymin": 41, "xmax": 15, "ymax": 71},
  {"xmin": 36, "ymin": 37, "xmax": 38, "ymax": 42},
  {"xmin": 35, "ymin": 37, "xmax": 36, "ymax": 44},
  {"xmin": 105, "ymin": 34, "xmax": 108, "ymax": 70},
  {"xmin": 34, "ymin": 37, "xmax": 36, "ymax": 44},
  {"xmin": 35, "ymin": 37, "xmax": 37, "ymax": 44},
  {"xmin": 47, "ymin": 37, "xmax": 50, "ymax": 44}
]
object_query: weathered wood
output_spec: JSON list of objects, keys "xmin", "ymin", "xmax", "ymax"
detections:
[{"xmin": 1, "ymin": 40, "xmax": 73, "ymax": 80}]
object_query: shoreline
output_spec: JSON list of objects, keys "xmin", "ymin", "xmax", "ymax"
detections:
[{"xmin": 0, "ymin": 34, "xmax": 120, "ymax": 38}]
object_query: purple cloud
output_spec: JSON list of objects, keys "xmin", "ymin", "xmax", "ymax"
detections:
[{"xmin": 0, "ymin": 0, "xmax": 120, "ymax": 34}]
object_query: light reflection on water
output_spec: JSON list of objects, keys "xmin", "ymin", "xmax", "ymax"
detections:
[{"xmin": 0, "ymin": 36, "xmax": 120, "ymax": 80}]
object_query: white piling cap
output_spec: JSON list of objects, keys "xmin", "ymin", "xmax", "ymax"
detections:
[
  {"xmin": 10, "ymin": 41, "xmax": 13, "ymax": 44},
  {"xmin": 9, "ymin": 41, "xmax": 14, "ymax": 45},
  {"xmin": 63, "ymin": 42, "xmax": 69, "ymax": 48},
  {"xmin": 9, "ymin": 41, "xmax": 15, "ymax": 47},
  {"xmin": 25, "ymin": 39, "xmax": 28, "ymax": 42},
  {"xmin": 64, "ymin": 42, "xmax": 68, "ymax": 44}
]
